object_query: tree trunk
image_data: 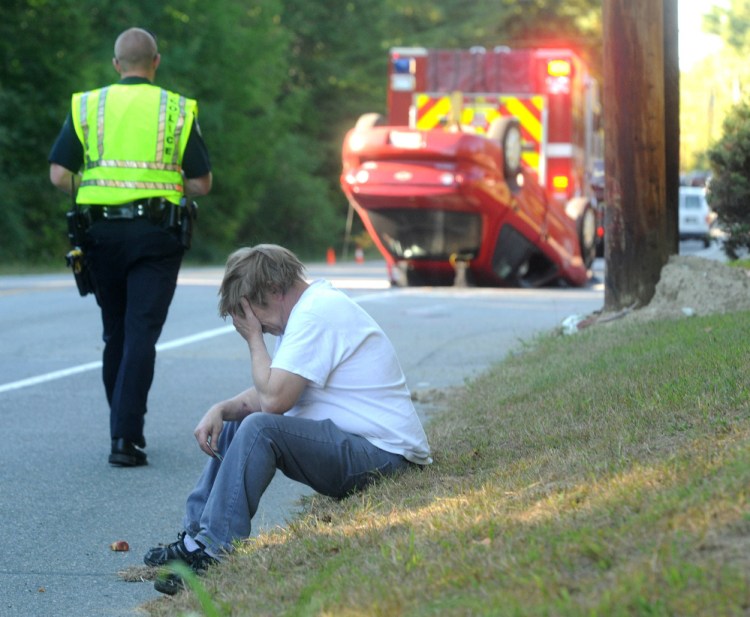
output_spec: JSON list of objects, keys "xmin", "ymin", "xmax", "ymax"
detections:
[
  {"xmin": 663, "ymin": 0, "xmax": 680, "ymax": 257},
  {"xmin": 603, "ymin": 0, "xmax": 679, "ymax": 310}
]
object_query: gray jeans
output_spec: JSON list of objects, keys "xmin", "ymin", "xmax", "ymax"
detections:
[{"xmin": 183, "ymin": 413, "xmax": 411, "ymax": 555}]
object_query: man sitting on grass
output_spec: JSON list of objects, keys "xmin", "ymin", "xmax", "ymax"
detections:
[{"xmin": 145, "ymin": 244, "xmax": 432, "ymax": 595}]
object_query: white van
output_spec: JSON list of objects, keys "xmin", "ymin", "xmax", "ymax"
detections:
[{"xmin": 679, "ymin": 186, "xmax": 714, "ymax": 247}]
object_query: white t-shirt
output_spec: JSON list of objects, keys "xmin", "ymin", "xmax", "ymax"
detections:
[{"xmin": 271, "ymin": 279, "xmax": 432, "ymax": 465}]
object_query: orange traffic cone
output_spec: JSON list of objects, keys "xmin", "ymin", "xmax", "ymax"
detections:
[
  {"xmin": 326, "ymin": 247, "xmax": 336, "ymax": 265},
  {"xmin": 355, "ymin": 247, "xmax": 364, "ymax": 264}
]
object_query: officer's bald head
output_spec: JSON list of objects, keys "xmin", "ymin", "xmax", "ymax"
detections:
[{"xmin": 114, "ymin": 28, "xmax": 158, "ymax": 73}]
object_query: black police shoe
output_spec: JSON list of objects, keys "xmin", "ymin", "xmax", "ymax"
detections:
[{"xmin": 108, "ymin": 438, "xmax": 147, "ymax": 467}]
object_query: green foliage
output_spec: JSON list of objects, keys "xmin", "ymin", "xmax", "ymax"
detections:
[
  {"xmin": 499, "ymin": 0, "xmax": 602, "ymax": 75},
  {"xmin": 165, "ymin": 562, "xmax": 227, "ymax": 617},
  {"xmin": 707, "ymin": 101, "xmax": 750, "ymax": 259},
  {"xmin": 177, "ymin": 0, "xmax": 295, "ymax": 258},
  {"xmin": 0, "ymin": 0, "xmax": 97, "ymax": 263},
  {"xmin": 276, "ymin": 0, "xmax": 391, "ymax": 256},
  {"xmin": 384, "ymin": 0, "xmax": 602, "ymax": 76},
  {"xmin": 247, "ymin": 132, "xmax": 342, "ymax": 257},
  {"xmin": 704, "ymin": 0, "xmax": 750, "ymax": 55}
]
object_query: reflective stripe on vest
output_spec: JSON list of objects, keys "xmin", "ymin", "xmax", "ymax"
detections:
[{"xmin": 72, "ymin": 84, "xmax": 196, "ymax": 205}]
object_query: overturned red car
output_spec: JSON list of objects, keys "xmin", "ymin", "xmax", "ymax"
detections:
[{"xmin": 340, "ymin": 46, "xmax": 604, "ymax": 287}]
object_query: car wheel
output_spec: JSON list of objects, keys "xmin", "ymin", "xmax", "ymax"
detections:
[
  {"xmin": 354, "ymin": 113, "xmax": 386, "ymax": 131},
  {"xmin": 487, "ymin": 117, "xmax": 523, "ymax": 186},
  {"xmin": 579, "ymin": 206, "xmax": 597, "ymax": 268}
]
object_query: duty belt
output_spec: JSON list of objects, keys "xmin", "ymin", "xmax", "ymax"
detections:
[{"xmin": 83, "ymin": 199, "xmax": 170, "ymax": 224}]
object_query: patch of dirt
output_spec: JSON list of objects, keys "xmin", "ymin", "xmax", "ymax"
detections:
[
  {"xmin": 411, "ymin": 386, "xmax": 464, "ymax": 422},
  {"xmin": 118, "ymin": 565, "xmax": 158, "ymax": 583},
  {"xmin": 581, "ymin": 255, "xmax": 750, "ymax": 327}
]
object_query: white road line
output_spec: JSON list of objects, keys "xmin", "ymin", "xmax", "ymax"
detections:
[
  {"xmin": 0, "ymin": 361, "xmax": 103, "ymax": 393},
  {"xmin": 154, "ymin": 325, "xmax": 234, "ymax": 351},
  {"xmin": 0, "ymin": 325, "xmax": 234, "ymax": 394}
]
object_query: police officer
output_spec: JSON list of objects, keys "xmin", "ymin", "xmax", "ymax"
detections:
[{"xmin": 48, "ymin": 27, "xmax": 212, "ymax": 467}]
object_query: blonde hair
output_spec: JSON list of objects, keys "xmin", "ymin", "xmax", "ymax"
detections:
[{"xmin": 218, "ymin": 244, "xmax": 306, "ymax": 317}]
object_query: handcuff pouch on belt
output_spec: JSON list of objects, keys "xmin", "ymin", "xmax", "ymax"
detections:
[
  {"xmin": 161, "ymin": 198, "xmax": 198, "ymax": 250},
  {"xmin": 174, "ymin": 198, "xmax": 198, "ymax": 250}
]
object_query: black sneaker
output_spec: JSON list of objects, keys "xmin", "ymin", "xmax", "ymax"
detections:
[
  {"xmin": 153, "ymin": 546, "xmax": 218, "ymax": 595},
  {"xmin": 144, "ymin": 531, "xmax": 198, "ymax": 567}
]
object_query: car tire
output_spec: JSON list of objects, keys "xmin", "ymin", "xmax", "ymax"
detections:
[
  {"xmin": 579, "ymin": 206, "xmax": 597, "ymax": 268},
  {"xmin": 354, "ymin": 113, "xmax": 386, "ymax": 131},
  {"xmin": 487, "ymin": 117, "xmax": 523, "ymax": 186}
]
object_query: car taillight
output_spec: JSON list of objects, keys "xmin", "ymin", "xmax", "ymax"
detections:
[
  {"xmin": 345, "ymin": 170, "xmax": 369, "ymax": 184},
  {"xmin": 355, "ymin": 170, "xmax": 370, "ymax": 184},
  {"xmin": 440, "ymin": 173, "xmax": 456, "ymax": 186},
  {"xmin": 348, "ymin": 132, "xmax": 367, "ymax": 153}
]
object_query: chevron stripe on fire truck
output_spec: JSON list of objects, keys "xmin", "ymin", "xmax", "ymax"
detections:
[{"xmin": 414, "ymin": 94, "xmax": 545, "ymax": 172}]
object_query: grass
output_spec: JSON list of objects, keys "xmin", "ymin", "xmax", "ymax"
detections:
[{"xmin": 143, "ymin": 310, "xmax": 750, "ymax": 616}]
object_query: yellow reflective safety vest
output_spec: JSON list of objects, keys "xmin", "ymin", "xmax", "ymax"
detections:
[{"xmin": 71, "ymin": 83, "xmax": 197, "ymax": 205}]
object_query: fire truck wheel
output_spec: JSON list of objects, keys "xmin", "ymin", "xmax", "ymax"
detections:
[{"xmin": 579, "ymin": 206, "xmax": 597, "ymax": 269}]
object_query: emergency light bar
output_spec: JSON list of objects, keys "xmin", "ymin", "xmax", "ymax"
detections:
[
  {"xmin": 547, "ymin": 59, "xmax": 572, "ymax": 78},
  {"xmin": 391, "ymin": 56, "xmax": 416, "ymax": 92},
  {"xmin": 545, "ymin": 58, "xmax": 573, "ymax": 94},
  {"xmin": 552, "ymin": 175, "xmax": 569, "ymax": 190},
  {"xmin": 393, "ymin": 57, "xmax": 412, "ymax": 74}
]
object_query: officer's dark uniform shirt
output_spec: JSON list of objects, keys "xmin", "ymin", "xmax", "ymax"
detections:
[{"xmin": 48, "ymin": 77, "xmax": 211, "ymax": 183}]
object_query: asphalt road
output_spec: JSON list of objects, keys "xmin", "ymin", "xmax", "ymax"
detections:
[{"xmin": 0, "ymin": 259, "xmax": 606, "ymax": 617}]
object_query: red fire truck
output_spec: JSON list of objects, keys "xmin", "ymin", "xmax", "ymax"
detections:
[{"xmin": 340, "ymin": 46, "xmax": 604, "ymax": 287}]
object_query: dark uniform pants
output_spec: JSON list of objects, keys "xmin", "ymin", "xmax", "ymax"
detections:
[{"xmin": 86, "ymin": 219, "xmax": 184, "ymax": 443}]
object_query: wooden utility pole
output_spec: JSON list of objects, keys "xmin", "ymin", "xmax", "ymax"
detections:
[{"xmin": 602, "ymin": 0, "xmax": 679, "ymax": 310}]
